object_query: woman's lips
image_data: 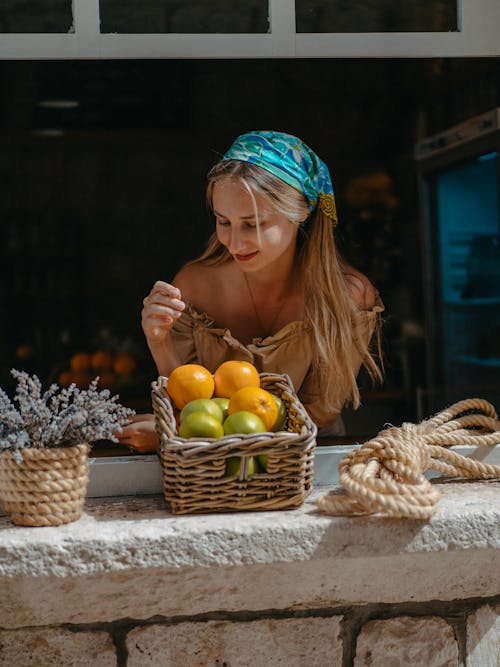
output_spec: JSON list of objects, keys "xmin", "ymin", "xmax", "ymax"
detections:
[{"xmin": 234, "ymin": 251, "xmax": 258, "ymax": 262}]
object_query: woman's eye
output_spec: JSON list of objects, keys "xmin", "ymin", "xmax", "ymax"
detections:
[{"xmin": 216, "ymin": 219, "xmax": 230, "ymax": 227}]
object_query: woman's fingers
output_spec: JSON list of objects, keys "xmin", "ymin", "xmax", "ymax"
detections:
[
  {"xmin": 142, "ymin": 281, "xmax": 185, "ymax": 341},
  {"xmin": 115, "ymin": 419, "xmax": 159, "ymax": 453}
]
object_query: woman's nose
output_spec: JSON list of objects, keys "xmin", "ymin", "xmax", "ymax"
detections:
[{"xmin": 228, "ymin": 226, "xmax": 245, "ymax": 253}]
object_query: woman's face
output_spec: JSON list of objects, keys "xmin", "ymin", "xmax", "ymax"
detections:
[{"xmin": 212, "ymin": 178, "xmax": 300, "ymax": 272}]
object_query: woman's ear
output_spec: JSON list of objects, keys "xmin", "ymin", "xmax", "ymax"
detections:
[{"xmin": 299, "ymin": 212, "xmax": 313, "ymax": 228}]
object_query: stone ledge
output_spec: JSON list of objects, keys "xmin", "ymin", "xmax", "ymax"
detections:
[{"xmin": 0, "ymin": 482, "xmax": 499, "ymax": 628}]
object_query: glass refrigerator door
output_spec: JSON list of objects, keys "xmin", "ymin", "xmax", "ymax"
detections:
[{"xmin": 434, "ymin": 150, "xmax": 500, "ymax": 405}]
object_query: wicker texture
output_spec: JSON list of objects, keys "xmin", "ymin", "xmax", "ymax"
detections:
[
  {"xmin": 152, "ymin": 372, "xmax": 317, "ymax": 514},
  {"xmin": 0, "ymin": 444, "xmax": 90, "ymax": 526}
]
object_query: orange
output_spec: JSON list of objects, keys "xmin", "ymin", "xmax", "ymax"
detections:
[
  {"xmin": 113, "ymin": 352, "xmax": 137, "ymax": 376},
  {"xmin": 70, "ymin": 352, "xmax": 91, "ymax": 372},
  {"xmin": 213, "ymin": 360, "xmax": 260, "ymax": 398},
  {"xmin": 167, "ymin": 363, "xmax": 215, "ymax": 410},
  {"xmin": 228, "ymin": 386, "xmax": 278, "ymax": 431},
  {"xmin": 91, "ymin": 350, "xmax": 114, "ymax": 372}
]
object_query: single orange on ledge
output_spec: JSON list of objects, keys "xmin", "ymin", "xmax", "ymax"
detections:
[
  {"xmin": 213, "ymin": 360, "xmax": 260, "ymax": 398},
  {"xmin": 167, "ymin": 363, "xmax": 215, "ymax": 410},
  {"xmin": 228, "ymin": 386, "xmax": 278, "ymax": 431}
]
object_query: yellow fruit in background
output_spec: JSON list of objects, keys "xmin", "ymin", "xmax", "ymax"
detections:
[
  {"xmin": 223, "ymin": 411, "xmax": 267, "ymax": 435},
  {"xmin": 179, "ymin": 411, "xmax": 224, "ymax": 439},
  {"xmin": 180, "ymin": 398, "xmax": 223, "ymax": 424},
  {"xmin": 228, "ymin": 386, "xmax": 278, "ymax": 431},
  {"xmin": 167, "ymin": 363, "xmax": 215, "ymax": 410},
  {"xmin": 225, "ymin": 456, "xmax": 259, "ymax": 477},
  {"xmin": 213, "ymin": 360, "xmax": 260, "ymax": 398}
]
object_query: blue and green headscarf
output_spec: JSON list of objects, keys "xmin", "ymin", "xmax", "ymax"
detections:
[{"xmin": 222, "ymin": 130, "xmax": 337, "ymax": 226}]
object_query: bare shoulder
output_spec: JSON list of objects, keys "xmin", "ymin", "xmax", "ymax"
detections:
[
  {"xmin": 173, "ymin": 262, "xmax": 227, "ymax": 309},
  {"xmin": 342, "ymin": 264, "xmax": 378, "ymax": 311}
]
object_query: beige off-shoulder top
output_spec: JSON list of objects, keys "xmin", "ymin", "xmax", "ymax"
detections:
[{"xmin": 171, "ymin": 297, "xmax": 384, "ymax": 430}]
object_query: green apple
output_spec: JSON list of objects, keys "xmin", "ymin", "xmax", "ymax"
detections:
[
  {"xmin": 223, "ymin": 411, "xmax": 267, "ymax": 435},
  {"xmin": 179, "ymin": 411, "xmax": 224, "ymax": 439},
  {"xmin": 225, "ymin": 456, "xmax": 259, "ymax": 476},
  {"xmin": 256, "ymin": 454, "xmax": 268, "ymax": 471},
  {"xmin": 180, "ymin": 398, "xmax": 223, "ymax": 424},
  {"xmin": 211, "ymin": 397, "xmax": 230, "ymax": 421},
  {"xmin": 270, "ymin": 393, "xmax": 287, "ymax": 431}
]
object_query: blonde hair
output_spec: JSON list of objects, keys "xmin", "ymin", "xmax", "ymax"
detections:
[{"xmin": 194, "ymin": 160, "xmax": 382, "ymax": 410}]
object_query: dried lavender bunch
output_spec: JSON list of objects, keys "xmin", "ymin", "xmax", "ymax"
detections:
[
  {"xmin": 0, "ymin": 386, "xmax": 30, "ymax": 462},
  {"xmin": 0, "ymin": 370, "xmax": 135, "ymax": 460}
]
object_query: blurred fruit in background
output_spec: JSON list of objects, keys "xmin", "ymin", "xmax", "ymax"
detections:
[
  {"xmin": 90, "ymin": 350, "xmax": 114, "ymax": 372},
  {"xmin": 57, "ymin": 349, "xmax": 140, "ymax": 390},
  {"xmin": 113, "ymin": 351, "xmax": 137, "ymax": 376},
  {"xmin": 15, "ymin": 344, "xmax": 35, "ymax": 361},
  {"xmin": 57, "ymin": 370, "xmax": 74, "ymax": 388},
  {"xmin": 70, "ymin": 352, "xmax": 91, "ymax": 373}
]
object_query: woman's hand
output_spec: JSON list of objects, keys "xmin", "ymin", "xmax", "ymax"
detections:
[
  {"xmin": 142, "ymin": 280, "xmax": 185, "ymax": 344},
  {"xmin": 115, "ymin": 414, "xmax": 158, "ymax": 454}
]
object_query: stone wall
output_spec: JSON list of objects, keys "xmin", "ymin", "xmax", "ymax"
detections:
[
  {"xmin": 1, "ymin": 600, "xmax": 498, "ymax": 666},
  {"xmin": 1, "ymin": 482, "xmax": 499, "ymax": 666}
]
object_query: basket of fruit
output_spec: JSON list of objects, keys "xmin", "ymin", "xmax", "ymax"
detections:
[{"xmin": 151, "ymin": 361, "xmax": 318, "ymax": 515}]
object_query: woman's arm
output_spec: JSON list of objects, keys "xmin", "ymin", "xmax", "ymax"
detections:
[{"xmin": 141, "ymin": 280, "xmax": 186, "ymax": 376}]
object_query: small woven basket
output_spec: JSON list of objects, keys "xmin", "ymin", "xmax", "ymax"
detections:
[
  {"xmin": 0, "ymin": 443, "xmax": 90, "ymax": 527},
  {"xmin": 152, "ymin": 372, "xmax": 318, "ymax": 515}
]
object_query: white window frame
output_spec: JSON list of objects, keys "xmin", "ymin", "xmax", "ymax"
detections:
[
  {"xmin": 86, "ymin": 443, "xmax": 500, "ymax": 496},
  {"xmin": 3, "ymin": 0, "xmax": 499, "ymax": 495},
  {"xmin": 0, "ymin": 0, "xmax": 499, "ymax": 59}
]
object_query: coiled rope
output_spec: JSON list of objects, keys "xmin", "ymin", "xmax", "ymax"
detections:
[{"xmin": 316, "ymin": 398, "xmax": 500, "ymax": 519}]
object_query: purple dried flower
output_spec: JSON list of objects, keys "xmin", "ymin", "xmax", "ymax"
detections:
[{"xmin": 0, "ymin": 370, "xmax": 136, "ymax": 461}]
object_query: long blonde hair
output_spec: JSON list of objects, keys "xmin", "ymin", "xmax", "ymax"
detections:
[{"xmin": 194, "ymin": 160, "xmax": 382, "ymax": 409}]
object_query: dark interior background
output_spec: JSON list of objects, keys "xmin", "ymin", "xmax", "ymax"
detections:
[{"xmin": 0, "ymin": 58, "xmax": 499, "ymax": 434}]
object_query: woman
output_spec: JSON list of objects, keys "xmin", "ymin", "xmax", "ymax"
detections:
[{"xmin": 118, "ymin": 130, "xmax": 383, "ymax": 452}]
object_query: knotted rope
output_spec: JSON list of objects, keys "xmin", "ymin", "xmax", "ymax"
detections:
[{"xmin": 316, "ymin": 398, "xmax": 500, "ymax": 520}]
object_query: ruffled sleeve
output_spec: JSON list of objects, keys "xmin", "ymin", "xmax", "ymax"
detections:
[
  {"xmin": 171, "ymin": 303, "xmax": 254, "ymax": 372},
  {"xmin": 170, "ymin": 306, "xmax": 199, "ymax": 365}
]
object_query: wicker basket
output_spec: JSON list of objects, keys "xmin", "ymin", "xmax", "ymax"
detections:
[
  {"xmin": 0, "ymin": 443, "xmax": 90, "ymax": 527},
  {"xmin": 152, "ymin": 372, "xmax": 317, "ymax": 515}
]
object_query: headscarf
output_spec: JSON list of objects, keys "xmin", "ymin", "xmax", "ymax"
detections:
[{"xmin": 222, "ymin": 130, "xmax": 337, "ymax": 226}]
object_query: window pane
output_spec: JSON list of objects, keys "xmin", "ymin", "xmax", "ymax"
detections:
[
  {"xmin": 0, "ymin": 0, "xmax": 73, "ymax": 33},
  {"xmin": 100, "ymin": 0, "xmax": 269, "ymax": 34},
  {"xmin": 296, "ymin": 0, "xmax": 458, "ymax": 33}
]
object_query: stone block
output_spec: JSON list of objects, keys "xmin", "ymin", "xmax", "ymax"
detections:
[
  {"xmin": 126, "ymin": 616, "xmax": 343, "ymax": 667},
  {"xmin": 0, "ymin": 627, "xmax": 116, "ymax": 666},
  {"xmin": 354, "ymin": 616, "xmax": 459, "ymax": 667},
  {"xmin": 466, "ymin": 604, "xmax": 500, "ymax": 667},
  {"xmin": 1, "ymin": 483, "xmax": 499, "ymax": 627}
]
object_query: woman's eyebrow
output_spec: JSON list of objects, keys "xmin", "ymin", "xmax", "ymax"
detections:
[{"xmin": 213, "ymin": 210, "xmax": 256, "ymax": 220}]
